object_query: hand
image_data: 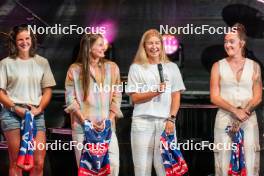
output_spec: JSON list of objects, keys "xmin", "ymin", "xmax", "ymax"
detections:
[
  {"xmin": 14, "ymin": 106, "xmax": 27, "ymax": 118},
  {"xmin": 244, "ymin": 108, "xmax": 252, "ymax": 116},
  {"xmin": 165, "ymin": 120, "xmax": 175, "ymax": 134},
  {"xmin": 93, "ymin": 121, "xmax": 104, "ymax": 131},
  {"xmin": 72, "ymin": 109, "xmax": 85, "ymax": 124},
  {"xmin": 158, "ymin": 82, "xmax": 166, "ymax": 93},
  {"xmin": 28, "ymin": 105, "xmax": 43, "ymax": 116},
  {"xmin": 232, "ymin": 108, "xmax": 249, "ymax": 122}
]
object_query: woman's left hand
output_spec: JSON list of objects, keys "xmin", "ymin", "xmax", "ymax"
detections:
[
  {"xmin": 93, "ymin": 121, "xmax": 104, "ymax": 131},
  {"xmin": 28, "ymin": 105, "xmax": 43, "ymax": 116},
  {"xmin": 165, "ymin": 120, "xmax": 175, "ymax": 134}
]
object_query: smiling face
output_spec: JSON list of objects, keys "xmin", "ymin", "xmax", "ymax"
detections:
[
  {"xmin": 90, "ymin": 37, "xmax": 105, "ymax": 59},
  {"xmin": 16, "ymin": 30, "xmax": 32, "ymax": 54},
  {"xmin": 144, "ymin": 35, "xmax": 162, "ymax": 60},
  {"xmin": 224, "ymin": 31, "xmax": 245, "ymax": 57}
]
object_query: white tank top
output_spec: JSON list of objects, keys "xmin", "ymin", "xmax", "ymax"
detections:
[{"xmin": 218, "ymin": 58, "xmax": 253, "ymax": 108}]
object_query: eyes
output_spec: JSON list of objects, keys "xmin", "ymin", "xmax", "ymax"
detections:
[
  {"xmin": 224, "ymin": 39, "xmax": 236, "ymax": 45},
  {"xmin": 16, "ymin": 37, "xmax": 31, "ymax": 42},
  {"xmin": 145, "ymin": 41, "xmax": 161, "ymax": 46}
]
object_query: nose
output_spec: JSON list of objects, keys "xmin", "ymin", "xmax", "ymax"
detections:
[
  {"xmin": 225, "ymin": 42, "xmax": 231, "ymax": 48},
  {"xmin": 151, "ymin": 43, "xmax": 157, "ymax": 48}
]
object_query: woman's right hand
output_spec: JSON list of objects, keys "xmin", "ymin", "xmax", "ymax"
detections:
[
  {"xmin": 158, "ymin": 82, "xmax": 166, "ymax": 92},
  {"xmin": 72, "ymin": 109, "xmax": 85, "ymax": 124},
  {"xmin": 14, "ymin": 106, "xmax": 27, "ymax": 118},
  {"xmin": 93, "ymin": 121, "xmax": 104, "ymax": 131},
  {"xmin": 232, "ymin": 108, "xmax": 249, "ymax": 122}
]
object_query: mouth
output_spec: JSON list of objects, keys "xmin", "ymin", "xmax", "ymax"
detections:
[
  {"xmin": 149, "ymin": 48, "xmax": 159, "ymax": 54},
  {"xmin": 18, "ymin": 44, "xmax": 30, "ymax": 49}
]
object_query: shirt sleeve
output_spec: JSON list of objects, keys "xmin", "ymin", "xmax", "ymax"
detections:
[
  {"xmin": 41, "ymin": 60, "xmax": 56, "ymax": 88},
  {"xmin": 170, "ymin": 63, "xmax": 185, "ymax": 92},
  {"xmin": 0, "ymin": 61, "xmax": 7, "ymax": 90},
  {"xmin": 109, "ymin": 62, "xmax": 123, "ymax": 118},
  {"xmin": 64, "ymin": 65, "xmax": 80, "ymax": 113}
]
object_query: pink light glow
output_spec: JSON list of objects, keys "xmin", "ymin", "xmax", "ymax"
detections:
[
  {"xmin": 91, "ymin": 20, "xmax": 117, "ymax": 44},
  {"xmin": 162, "ymin": 34, "xmax": 179, "ymax": 55},
  {"xmin": 90, "ymin": 20, "xmax": 118, "ymax": 50}
]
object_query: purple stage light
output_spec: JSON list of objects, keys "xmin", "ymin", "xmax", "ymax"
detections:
[
  {"xmin": 99, "ymin": 20, "xmax": 117, "ymax": 44},
  {"xmin": 162, "ymin": 34, "xmax": 179, "ymax": 55},
  {"xmin": 90, "ymin": 20, "xmax": 117, "ymax": 50}
]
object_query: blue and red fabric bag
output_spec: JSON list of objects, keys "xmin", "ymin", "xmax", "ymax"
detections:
[
  {"xmin": 225, "ymin": 126, "xmax": 246, "ymax": 176},
  {"xmin": 160, "ymin": 131, "xmax": 188, "ymax": 176},
  {"xmin": 17, "ymin": 111, "xmax": 36, "ymax": 171},
  {"xmin": 78, "ymin": 119, "xmax": 112, "ymax": 176}
]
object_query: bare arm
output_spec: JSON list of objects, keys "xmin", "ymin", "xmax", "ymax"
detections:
[
  {"xmin": 0, "ymin": 89, "xmax": 27, "ymax": 118},
  {"xmin": 169, "ymin": 91, "xmax": 181, "ymax": 117},
  {"xmin": 0, "ymin": 89, "xmax": 15, "ymax": 109},
  {"xmin": 130, "ymin": 82, "xmax": 166, "ymax": 104},
  {"xmin": 244, "ymin": 62, "xmax": 262, "ymax": 113},
  {"xmin": 165, "ymin": 91, "xmax": 181, "ymax": 134},
  {"xmin": 210, "ymin": 62, "xmax": 236, "ymax": 112},
  {"xmin": 29, "ymin": 87, "xmax": 53, "ymax": 116}
]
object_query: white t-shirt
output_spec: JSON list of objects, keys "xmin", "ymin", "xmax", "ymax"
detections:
[
  {"xmin": 126, "ymin": 62, "xmax": 185, "ymax": 118},
  {"xmin": 0, "ymin": 55, "xmax": 56, "ymax": 105}
]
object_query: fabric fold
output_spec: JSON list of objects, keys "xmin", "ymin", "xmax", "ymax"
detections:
[
  {"xmin": 225, "ymin": 126, "xmax": 246, "ymax": 176},
  {"xmin": 17, "ymin": 111, "xmax": 36, "ymax": 171},
  {"xmin": 78, "ymin": 120, "xmax": 112, "ymax": 176},
  {"xmin": 160, "ymin": 131, "xmax": 188, "ymax": 176}
]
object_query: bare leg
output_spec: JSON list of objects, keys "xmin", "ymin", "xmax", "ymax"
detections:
[
  {"xmin": 4, "ymin": 129, "xmax": 22, "ymax": 176},
  {"xmin": 30, "ymin": 131, "xmax": 46, "ymax": 176}
]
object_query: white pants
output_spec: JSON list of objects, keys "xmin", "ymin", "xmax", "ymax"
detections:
[
  {"xmin": 72, "ymin": 128, "xmax": 120, "ymax": 176},
  {"xmin": 214, "ymin": 109, "xmax": 260, "ymax": 176},
  {"xmin": 131, "ymin": 116, "xmax": 166, "ymax": 176}
]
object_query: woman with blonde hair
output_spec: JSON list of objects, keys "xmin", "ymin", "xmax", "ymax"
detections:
[
  {"xmin": 210, "ymin": 23, "xmax": 261, "ymax": 175},
  {"xmin": 126, "ymin": 29, "xmax": 185, "ymax": 176}
]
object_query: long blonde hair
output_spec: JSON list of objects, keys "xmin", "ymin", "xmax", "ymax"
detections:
[{"xmin": 133, "ymin": 29, "xmax": 169, "ymax": 65}]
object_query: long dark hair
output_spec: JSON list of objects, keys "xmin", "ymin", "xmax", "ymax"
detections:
[
  {"xmin": 9, "ymin": 24, "xmax": 37, "ymax": 58},
  {"xmin": 75, "ymin": 33, "xmax": 105, "ymax": 99}
]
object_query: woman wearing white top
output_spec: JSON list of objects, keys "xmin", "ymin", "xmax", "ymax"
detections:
[
  {"xmin": 210, "ymin": 23, "xmax": 262, "ymax": 176},
  {"xmin": 126, "ymin": 29, "xmax": 185, "ymax": 176}
]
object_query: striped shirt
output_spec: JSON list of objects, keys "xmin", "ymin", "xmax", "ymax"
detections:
[{"xmin": 65, "ymin": 61, "xmax": 122, "ymax": 126}]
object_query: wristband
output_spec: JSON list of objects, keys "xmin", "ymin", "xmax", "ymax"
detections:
[{"xmin": 10, "ymin": 105, "xmax": 18, "ymax": 113}]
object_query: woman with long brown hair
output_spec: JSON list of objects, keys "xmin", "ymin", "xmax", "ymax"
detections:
[{"xmin": 65, "ymin": 33, "xmax": 122, "ymax": 176}]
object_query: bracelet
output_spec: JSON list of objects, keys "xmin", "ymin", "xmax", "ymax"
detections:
[
  {"xmin": 166, "ymin": 117, "xmax": 175, "ymax": 123},
  {"xmin": 10, "ymin": 105, "xmax": 18, "ymax": 113}
]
